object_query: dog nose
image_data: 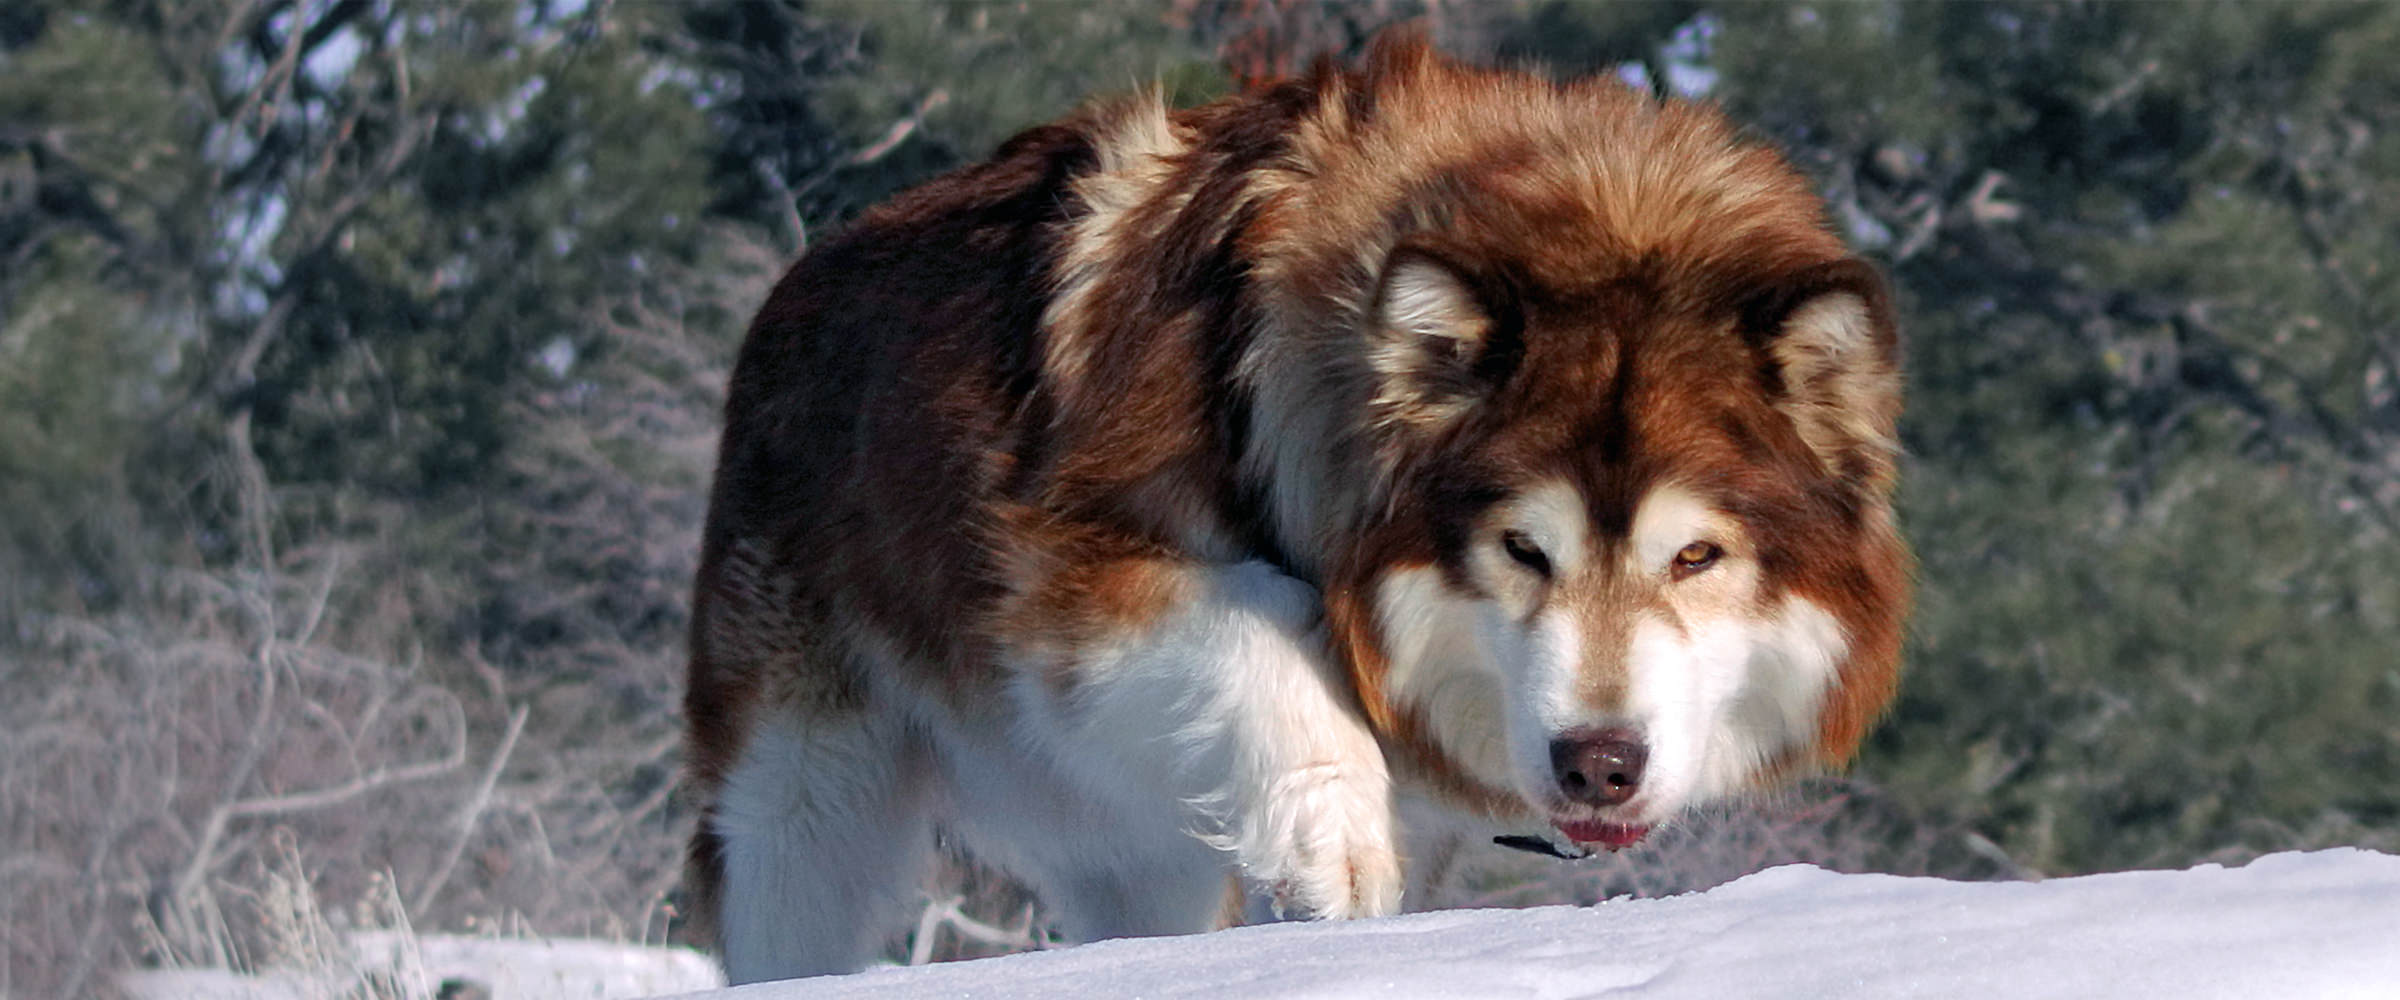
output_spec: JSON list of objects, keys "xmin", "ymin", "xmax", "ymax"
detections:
[{"xmin": 1550, "ymin": 729, "xmax": 1647, "ymax": 807}]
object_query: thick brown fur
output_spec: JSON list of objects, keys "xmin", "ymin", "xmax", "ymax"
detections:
[{"xmin": 683, "ymin": 30, "xmax": 1909, "ymax": 976}]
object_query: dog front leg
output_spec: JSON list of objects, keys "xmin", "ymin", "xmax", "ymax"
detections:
[{"xmin": 998, "ymin": 557, "xmax": 1403, "ymax": 925}]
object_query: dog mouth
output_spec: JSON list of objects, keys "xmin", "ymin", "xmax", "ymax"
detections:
[
  {"xmin": 1551, "ymin": 817, "xmax": 1651, "ymax": 850},
  {"xmin": 1492, "ymin": 816, "xmax": 1650, "ymax": 859}
]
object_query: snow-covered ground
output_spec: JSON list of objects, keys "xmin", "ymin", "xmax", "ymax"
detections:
[
  {"xmin": 662, "ymin": 848, "xmax": 2400, "ymax": 1000},
  {"xmin": 119, "ymin": 933, "xmax": 724, "ymax": 1000},
  {"xmin": 119, "ymin": 849, "xmax": 2399, "ymax": 999}
]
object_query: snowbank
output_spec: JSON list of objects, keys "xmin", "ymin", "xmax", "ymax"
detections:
[
  {"xmin": 664, "ymin": 848, "xmax": 2400, "ymax": 1000},
  {"xmin": 119, "ymin": 933, "xmax": 722, "ymax": 1000}
]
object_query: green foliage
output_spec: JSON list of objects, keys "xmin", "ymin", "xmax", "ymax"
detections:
[
  {"xmin": 1890, "ymin": 403, "xmax": 2400, "ymax": 871},
  {"xmin": 816, "ymin": 0, "xmax": 1221, "ymax": 155},
  {"xmin": 1678, "ymin": 0, "xmax": 2400, "ymax": 874},
  {"xmin": 241, "ymin": 11, "xmax": 718, "ymax": 501},
  {"xmin": 1489, "ymin": 0, "xmax": 1702, "ymax": 78},
  {"xmin": 0, "ymin": 253, "xmax": 171, "ymax": 606},
  {"xmin": 670, "ymin": 0, "xmax": 1220, "ymax": 235}
]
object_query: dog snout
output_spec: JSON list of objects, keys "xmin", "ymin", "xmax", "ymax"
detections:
[{"xmin": 1549, "ymin": 728, "xmax": 1647, "ymax": 807}]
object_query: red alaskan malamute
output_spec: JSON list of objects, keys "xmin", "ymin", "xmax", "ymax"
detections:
[{"xmin": 683, "ymin": 33, "xmax": 1909, "ymax": 983}]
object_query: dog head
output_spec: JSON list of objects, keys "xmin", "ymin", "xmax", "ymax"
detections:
[
  {"xmin": 1350, "ymin": 251, "xmax": 1908, "ymax": 847},
  {"xmin": 1245, "ymin": 40, "xmax": 1910, "ymax": 846}
]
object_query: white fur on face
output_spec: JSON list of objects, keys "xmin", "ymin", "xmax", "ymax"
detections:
[
  {"xmin": 1375, "ymin": 480, "xmax": 1852, "ymax": 826},
  {"xmin": 1618, "ymin": 485, "xmax": 1848, "ymax": 819},
  {"xmin": 1623, "ymin": 595, "xmax": 1848, "ymax": 818},
  {"xmin": 1375, "ymin": 565, "xmax": 1515, "ymax": 791},
  {"xmin": 1378, "ymin": 477, "xmax": 1598, "ymax": 804},
  {"xmin": 1627, "ymin": 484, "xmax": 1732, "ymax": 573},
  {"xmin": 1713, "ymin": 598, "xmax": 1847, "ymax": 792},
  {"xmin": 1484, "ymin": 607, "xmax": 1583, "ymax": 808},
  {"xmin": 1476, "ymin": 479, "xmax": 1597, "ymax": 805},
  {"xmin": 1467, "ymin": 480, "xmax": 1587, "ymax": 620}
]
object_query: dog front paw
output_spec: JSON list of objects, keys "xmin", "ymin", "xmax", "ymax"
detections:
[{"xmin": 1234, "ymin": 759, "xmax": 1403, "ymax": 920}]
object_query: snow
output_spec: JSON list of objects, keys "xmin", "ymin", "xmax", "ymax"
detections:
[
  {"xmin": 119, "ymin": 933, "xmax": 722, "ymax": 1000},
  {"xmin": 658, "ymin": 849, "xmax": 2400, "ymax": 1000},
  {"xmin": 114, "ymin": 850, "xmax": 2398, "ymax": 999}
]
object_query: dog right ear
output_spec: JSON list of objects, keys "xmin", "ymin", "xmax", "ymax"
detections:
[
  {"xmin": 1742, "ymin": 258, "xmax": 1904, "ymax": 494},
  {"xmin": 1368, "ymin": 249, "xmax": 1515, "ymax": 434}
]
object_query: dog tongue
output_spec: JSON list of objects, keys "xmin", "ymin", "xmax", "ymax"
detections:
[{"xmin": 1555, "ymin": 819, "xmax": 1650, "ymax": 850}]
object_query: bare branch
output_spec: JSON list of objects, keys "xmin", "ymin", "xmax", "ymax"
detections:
[
  {"xmin": 412, "ymin": 702, "xmax": 531, "ymax": 915},
  {"xmin": 173, "ymin": 704, "xmax": 467, "ymax": 904},
  {"xmin": 849, "ymin": 89, "xmax": 951, "ymax": 166}
]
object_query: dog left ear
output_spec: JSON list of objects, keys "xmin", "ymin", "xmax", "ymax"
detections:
[{"xmin": 1743, "ymin": 259, "xmax": 1903, "ymax": 492}]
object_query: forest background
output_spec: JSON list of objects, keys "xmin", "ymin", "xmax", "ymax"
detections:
[{"xmin": 5, "ymin": 1, "xmax": 2397, "ymax": 996}]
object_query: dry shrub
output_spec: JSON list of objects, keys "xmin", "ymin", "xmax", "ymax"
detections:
[
  {"xmin": 1, "ymin": 542, "xmax": 473, "ymax": 997},
  {"xmin": 895, "ymin": 855, "xmax": 1055, "ymax": 966},
  {"xmin": 0, "ymin": 225, "xmax": 782, "ymax": 997},
  {"xmin": 460, "ymin": 228, "xmax": 786, "ymax": 945}
]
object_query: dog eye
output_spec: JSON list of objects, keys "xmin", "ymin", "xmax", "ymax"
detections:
[
  {"xmin": 1500, "ymin": 530, "xmax": 1552, "ymax": 577},
  {"xmin": 1671, "ymin": 541, "xmax": 1720, "ymax": 577}
]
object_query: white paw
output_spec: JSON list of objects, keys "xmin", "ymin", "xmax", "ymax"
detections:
[
  {"xmin": 1235, "ymin": 757, "xmax": 1404, "ymax": 920},
  {"xmin": 1190, "ymin": 559, "xmax": 1400, "ymax": 920}
]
